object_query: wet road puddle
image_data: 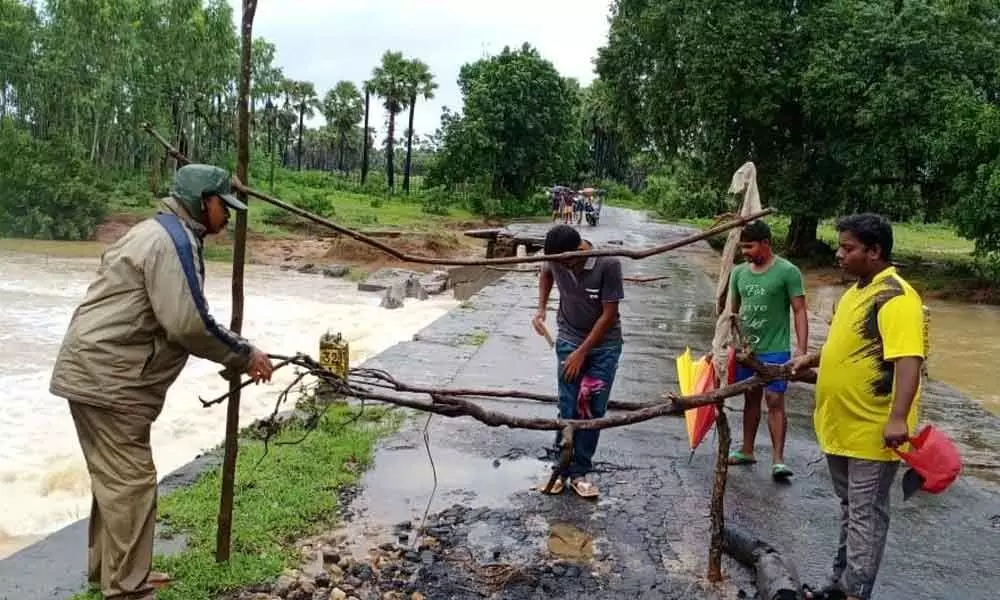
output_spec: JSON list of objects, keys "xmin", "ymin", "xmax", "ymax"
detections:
[
  {"xmin": 546, "ymin": 522, "xmax": 594, "ymax": 561},
  {"xmin": 338, "ymin": 441, "xmax": 546, "ymax": 558}
]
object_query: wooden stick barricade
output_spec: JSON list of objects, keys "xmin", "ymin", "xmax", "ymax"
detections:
[{"xmin": 202, "ymin": 353, "xmax": 815, "ymax": 433}]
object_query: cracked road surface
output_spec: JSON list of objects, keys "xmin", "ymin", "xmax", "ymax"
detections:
[{"xmin": 345, "ymin": 207, "xmax": 1000, "ymax": 600}]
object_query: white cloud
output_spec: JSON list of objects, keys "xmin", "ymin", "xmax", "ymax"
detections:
[{"xmin": 235, "ymin": 0, "xmax": 612, "ymax": 138}]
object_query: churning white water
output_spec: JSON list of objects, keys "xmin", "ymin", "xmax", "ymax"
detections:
[{"xmin": 0, "ymin": 249, "xmax": 458, "ymax": 558}]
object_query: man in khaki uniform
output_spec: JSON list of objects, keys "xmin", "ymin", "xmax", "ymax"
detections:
[{"xmin": 49, "ymin": 164, "xmax": 274, "ymax": 599}]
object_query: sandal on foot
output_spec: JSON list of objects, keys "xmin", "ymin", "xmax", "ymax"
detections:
[
  {"xmin": 772, "ymin": 463, "xmax": 793, "ymax": 480},
  {"xmin": 727, "ymin": 451, "xmax": 757, "ymax": 465},
  {"xmin": 569, "ymin": 477, "xmax": 599, "ymax": 499},
  {"xmin": 538, "ymin": 476, "xmax": 565, "ymax": 495}
]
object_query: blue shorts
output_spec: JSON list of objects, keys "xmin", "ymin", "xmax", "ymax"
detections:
[{"xmin": 735, "ymin": 350, "xmax": 791, "ymax": 394}]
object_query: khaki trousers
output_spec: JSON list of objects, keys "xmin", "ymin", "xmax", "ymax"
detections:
[{"xmin": 69, "ymin": 401, "xmax": 158, "ymax": 600}]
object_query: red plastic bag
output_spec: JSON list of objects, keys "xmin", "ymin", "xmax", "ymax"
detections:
[{"xmin": 894, "ymin": 425, "xmax": 962, "ymax": 497}]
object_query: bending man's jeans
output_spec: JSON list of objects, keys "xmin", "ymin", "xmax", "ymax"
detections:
[{"xmin": 553, "ymin": 338, "xmax": 623, "ymax": 478}]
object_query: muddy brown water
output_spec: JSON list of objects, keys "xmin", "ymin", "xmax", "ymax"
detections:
[
  {"xmin": 546, "ymin": 522, "xmax": 595, "ymax": 561},
  {"xmin": 806, "ymin": 277, "xmax": 1000, "ymax": 416},
  {"xmin": 0, "ymin": 240, "xmax": 475, "ymax": 559}
]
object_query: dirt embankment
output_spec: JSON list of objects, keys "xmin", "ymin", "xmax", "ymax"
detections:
[{"xmin": 95, "ymin": 213, "xmax": 500, "ymax": 275}]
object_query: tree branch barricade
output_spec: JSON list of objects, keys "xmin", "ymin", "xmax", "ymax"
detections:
[{"xmin": 201, "ymin": 353, "xmax": 817, "ymax": 497}]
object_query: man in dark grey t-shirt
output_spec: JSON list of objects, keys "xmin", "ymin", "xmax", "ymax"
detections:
[{"xmin": 532, "ymin": 225, "xmax": 624, "ymax": 498}]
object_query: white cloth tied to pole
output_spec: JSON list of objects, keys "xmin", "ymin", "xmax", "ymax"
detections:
[{"xmin": 711, "ymin": 162, "xmax": 763, "ymax": 378}]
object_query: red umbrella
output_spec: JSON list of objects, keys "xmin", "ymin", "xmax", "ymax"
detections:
[{"xmin": 687, "ymin": 356, "xmax": 719, "ymax": 451}]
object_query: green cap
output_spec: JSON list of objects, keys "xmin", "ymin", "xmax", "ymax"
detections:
[{"xmin": 170, "ymin": 164, "xmax": 248, "ymax": 221}]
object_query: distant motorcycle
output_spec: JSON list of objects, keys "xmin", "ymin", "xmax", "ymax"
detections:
[
  {"xmin": 581, "ymin": 188, "xmax": 604, "ymax": 226},
  {"xmin": 584, "ymin": 201, "xmax": 600, "ymax": 226}
]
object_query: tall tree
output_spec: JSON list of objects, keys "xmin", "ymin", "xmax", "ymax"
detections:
[
  {"xmin": 402, "ymin": 60, "xmax": 437, "ymax": 194},
  {"xmin": 580, "ymin": 80, "xmax": 631, "ymax": 182},
  {"xmin": 288, "ymin": 79, "xmax": 319, "ymax": 170},
  {"xmin": 322, "ymin": 81, "xmax": 364, "ymax": 173},
  {"xmin": 595, "ymin": 0, "xmax": 1000, "ymax": 256},
  {"xmin": 361, "ymin": 84, "xmax": 371, "ymax": 184},
  {"xmin": 427, "ymin": 44, "xmax": 582, "ymax": 202},
  {"xmin": 368, "ymin": 50, "xmax": 412, "ymax": 192}
]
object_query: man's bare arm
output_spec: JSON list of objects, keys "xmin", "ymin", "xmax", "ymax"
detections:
[
  {"xmin": 578, "ymin": 301, "xmax": 620, "ymax": 354},
  {"xmin": 890, "ymin": 356, "xmax": 923, "ymax": 422},
  {"xmin": 537, "ymin": 267, "xmax": 554, "ymax": 313},
  {"xmin": 791, "ymin": 295, "xmax": 809, "ymax": 355}
]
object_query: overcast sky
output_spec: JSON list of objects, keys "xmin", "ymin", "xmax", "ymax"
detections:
[{"xmin": 241, "ymin": 0, "xmax": 613, "ymax": 139}]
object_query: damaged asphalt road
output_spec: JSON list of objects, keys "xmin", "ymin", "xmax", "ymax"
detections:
[{"xmin": 333, "ymin": 207, "xmax": 1000, "ymax": 600}]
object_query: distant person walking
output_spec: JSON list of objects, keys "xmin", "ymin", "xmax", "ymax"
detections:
[
  {"xmin": 727, "ymin": 220, "xmax": 808, "ymax": 480},
  {"xmin": 49, "ymin": 164, "xmax": 275, "ymax": 600},
  {"xmin": 790, "ymin": 214, "xmax": 926, "ymax": 600}
]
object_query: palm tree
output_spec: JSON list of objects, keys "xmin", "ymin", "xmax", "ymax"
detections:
[
  {"xmin": 361, "ymin": 83, "xmax": 371, "ymax": 185},
  {"xmin": 368, "ymin": 50, "xmax": 412, "ymax": 192},
  {"xmin": 286, "ymin": 79, "xmax": 319, "ymax": 170},
  {"xmin": 322, "ymin": 81, "xmax": 364, "ymax": 174},
  {"xmin": 402, "ymin": 60, "xmax": 436, "ymax": 194}
]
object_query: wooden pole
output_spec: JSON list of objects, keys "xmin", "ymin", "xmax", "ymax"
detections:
[
  {"xmin": 216, "ymin": 0, "xmax": 257, "ymax": 564},
  {"xmin": 707, "ymin": 408, "xmax": 731, "ymax": 582}
]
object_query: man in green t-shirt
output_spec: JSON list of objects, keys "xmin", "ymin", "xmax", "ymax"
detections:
[{"xmin": 727, "ymin": 220, "xmax": 809, "ymax": 481}]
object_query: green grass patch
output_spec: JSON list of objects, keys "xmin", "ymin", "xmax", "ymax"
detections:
[
  {"xmin": 459, "ymin": 329, "xmax": 489, "ymax": 346},
  {"xmin": 106, "ymin": 168, "xmax": 480, "ymax": 238},
  {"xmin": 71, "ymin": 405, "xmax": 400, "ymax": 600},
  {"xmin": 202, "ymin": 244, "xmax": 234, "ymax": 263},
  {"xmin": 675, "ymin": 214, "xmax": 997, "ymax": 298},
  {"xmin": 606, "ymin": 193, "xmax": 646, "ymax": 211},
  {"xmin": 677, "ymin": 215, "xmax": 973, "ymax": 260},
  {"xmin": 255, "ymin": 187, "xmax": 477, "ymax": 232}
]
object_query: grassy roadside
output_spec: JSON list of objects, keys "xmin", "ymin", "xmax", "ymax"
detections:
[
  {"xmin": 110, "ymin": 185, "xmax": 481, "ymax": 235},
  {"xmin": 71, "ymin": 405, "xmax": 402, "ymax": 600}
]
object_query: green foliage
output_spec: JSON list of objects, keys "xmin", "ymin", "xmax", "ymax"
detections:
[
  {"xmin": 367, "ymin": 51, "xmax": 438, "ymax": 192},
  {"xmin": 0, "ymin": 121, "xmax": 106, "ymax": 240},
  {"xmin": 70, "ymin": 406, "xmax": 400, "ymax": 600},
  {"xmin": 427, "ymin": 44, "xmax": 585, "ymax": 210},
  {"xmin": 595, "ymin": 0, "xmax": 1000, "ymax": 256},
  {"xmin": 419, "ymin": 186, "xmax": 455, "ymax": 216},
  {"xmin": 322, "ymin": 81, "xmax": 365, "ymax": 174},
  {"xmin": 588, "ymin": 179, "xmax": 638, "ymax": 208},
  {"xmin": 642, "ymin": 163, "xmax": 723, "ymax": 220}
]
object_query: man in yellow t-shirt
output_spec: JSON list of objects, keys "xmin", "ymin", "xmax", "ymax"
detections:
[{"xmin": 789, "ymin": 214, "xmax": 925, "ymax": 600}]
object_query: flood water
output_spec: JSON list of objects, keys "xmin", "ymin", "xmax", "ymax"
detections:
[
  {"xmin": 0, "ymin": 246, "xmax": 459, "ymax": 559},
  {"xmin": 807, "ymin": 279, "xmax": 1000, "ymax": 415}
]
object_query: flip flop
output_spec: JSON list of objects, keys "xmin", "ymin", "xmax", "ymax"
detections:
[
  {"xmin": 772, "ymin": 463, "xmax": 793, "ymax": 480},
  {"xmin": 538, "ymin": 476, "xmax": 565, "ymax": 495},
  {"xmin": 569, "ymin": 477, "xmax": 600, "ymax": 499},
  {"xmin": 727, "ymin": 451, "xmax": 757, "ymax": 465}
]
